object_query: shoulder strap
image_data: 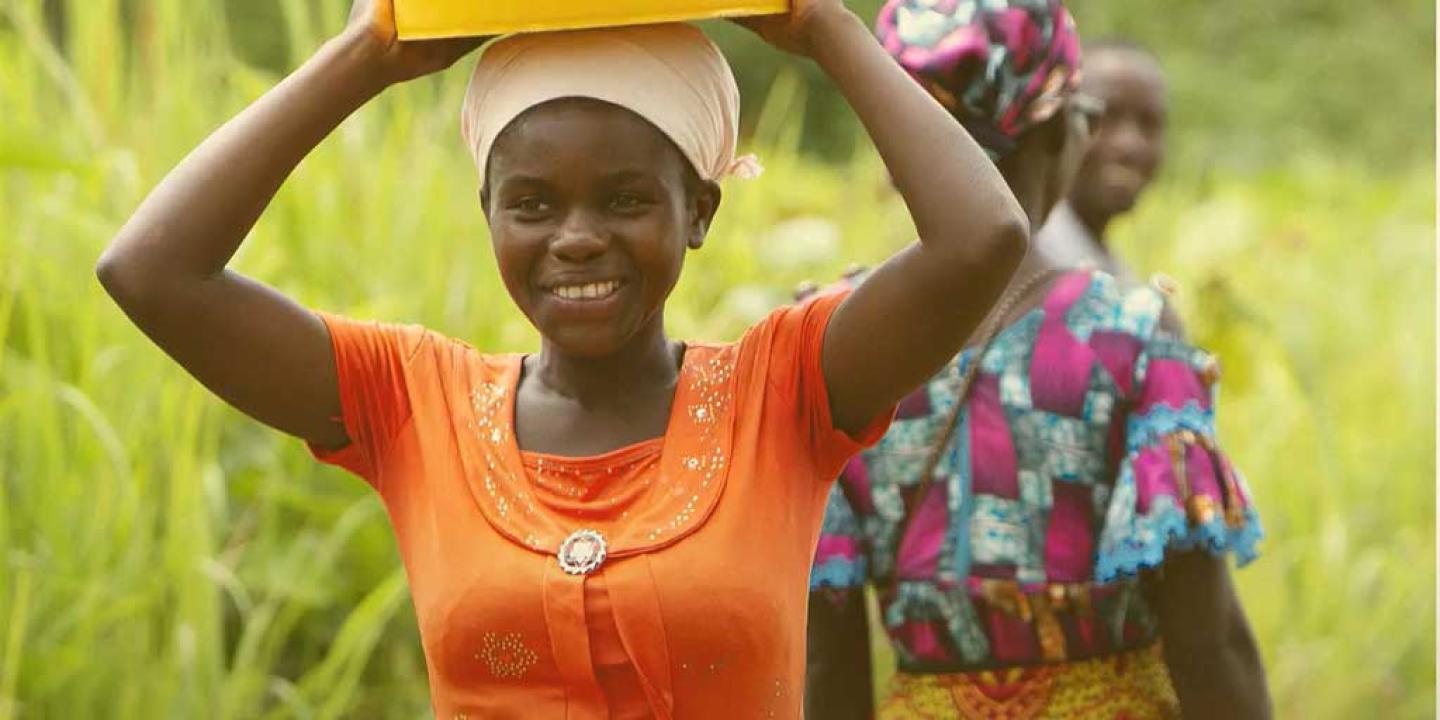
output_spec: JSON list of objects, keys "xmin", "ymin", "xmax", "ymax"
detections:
[{"xmin": 902, "ymin": 269, "xmax": 1068, "ymax": 522}]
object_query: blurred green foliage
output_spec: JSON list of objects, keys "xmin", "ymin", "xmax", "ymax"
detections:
[
  {"xmin": 1, "ymin": 0, "xmax": 1434, "ymax": 718},
  {"xmin": 218, "ymin": 0, "xmax": 1440, "ymax": 170},
  {"xmin": 194, "ymin": 0, "xmax": 1440, "ymax": 168}
]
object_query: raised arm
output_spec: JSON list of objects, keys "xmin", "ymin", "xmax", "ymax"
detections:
[
  {"xmin": 96, "ymin": 1, "xmax": 480, "ymax": 448},
  {"xmin": 741, "ymin": 4, "xmax": 1029, "ymax": 435}
]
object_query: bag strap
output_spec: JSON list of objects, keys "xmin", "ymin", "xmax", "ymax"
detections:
[{"xmin": 899, "ymin": 269, "xmax": 1066, "ymax": 533}]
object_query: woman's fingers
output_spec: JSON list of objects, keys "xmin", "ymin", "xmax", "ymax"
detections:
[
  {"xmin": 730, "ymin": 15, "xmax": 766, "ymax": 32},
  {"xmin": 347, "ymin": 0, "xmax": 398, "ymax": 46},
  {"xmin": 337, "ymin": 0, "xmax": 485, "ymax": 84},
  {"xmin": 729, "ymin": 15, "xmax": 799, "ymax": 54},
  {"xmin": 730, "ymin": 2, "xmax": 852, "ymax": 57},
  {"xmin": 432, "ymin": 35, "xmax": 488, "ymax": 63},
  {"xmin": 399, "ymin": 35, "xmax": 486, "ymax": 78}
]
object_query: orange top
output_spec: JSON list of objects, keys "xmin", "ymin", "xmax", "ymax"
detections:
[
  {"xmin": 310, "ymin": 290, "xmax": 889, "ymax": 719},
  {"xmin": 522, "ymin": 441, "xmax": 665, "ymax": 717}
]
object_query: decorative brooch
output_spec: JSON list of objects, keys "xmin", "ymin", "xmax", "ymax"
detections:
[{"xmin": 557, "ymin": 529, "xmax": 607, "ymax": 575}]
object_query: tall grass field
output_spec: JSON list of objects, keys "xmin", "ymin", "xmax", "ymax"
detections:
[{"xmin": 1, "ymin": 0, "xmax": 1434, "ymax": 717}]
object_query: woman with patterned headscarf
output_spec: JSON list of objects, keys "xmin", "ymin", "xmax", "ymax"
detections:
[{"xmin": 804, "ymin": 1, "xmax": 1272, "ymax": 718}]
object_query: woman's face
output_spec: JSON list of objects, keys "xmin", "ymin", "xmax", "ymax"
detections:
[
  {"xmin": 1068, "ymin": 50, "xmax": 1168, "ymax": 219},
  {"xmin": 484, "ymin": 99, "xmax": 719, "ymax": 357}
]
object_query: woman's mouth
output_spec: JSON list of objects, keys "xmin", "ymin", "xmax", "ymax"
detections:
[
  {"xmin": 548, "ymin": 279, "xmax": 624, "ymax": 301},
  {"xmin": 1100, "ymin": 164, "xmax": 1147, "ymax": 194}
]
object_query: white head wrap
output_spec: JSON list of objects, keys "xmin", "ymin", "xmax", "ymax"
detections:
[{"xmin": 460, "ymin": 23, "xmax": 761, "ymax": 187}]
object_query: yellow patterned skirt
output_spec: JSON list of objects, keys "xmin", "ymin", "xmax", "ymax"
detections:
[{"xmin": 878, "ymin": 644, "xmax": 1180, "ymax": 720}]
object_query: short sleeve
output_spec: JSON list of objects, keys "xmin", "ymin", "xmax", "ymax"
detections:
[
  {"xmin": 307, "ymin": 311, "xmax": 430, "ymax": 485},
  {"xmin": 810, "ymin": 472, "xmax": 870, "ymax": 591},
  {"xmin": 1094, "ymin": 288, "xmax": 1263, "ymax": 582},
  {"xmin": 746, "ymin": 287, "xmax": 895, "ymax": 480}
]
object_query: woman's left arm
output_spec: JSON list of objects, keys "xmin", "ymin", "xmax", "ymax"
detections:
[
  {"xmin": 741, "ymin": 4, "xmax": 1029, "ymax": 435},
  {"xmin": 1149, "ymin": 551, "xmax": 1273, "ymax": 719}
]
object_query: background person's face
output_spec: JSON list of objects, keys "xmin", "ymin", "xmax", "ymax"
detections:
[{"xmin": 1069, "ymin": 48, "xmax": 1168, "ymax": 222}]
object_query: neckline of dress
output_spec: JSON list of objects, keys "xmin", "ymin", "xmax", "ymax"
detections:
[
  {"xmin": 520, "ymin": 437, "xmax": 666, "ymax": 469},
  {"xmin": 462, "ymin": 342, "xmax": 738, "ymax": 558}
]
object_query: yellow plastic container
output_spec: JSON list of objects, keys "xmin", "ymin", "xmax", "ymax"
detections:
[{"xmin": 395, "ymin": 0, "xmax": 791, "ymax": 40}]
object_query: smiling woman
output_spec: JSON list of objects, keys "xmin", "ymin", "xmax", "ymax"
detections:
[
  {"xmin": 483, "ymin": 98, "xmax": 715, "ymax": 367},
  {"xmin": 94, "ymin": 0, "xmax": 1028, "ymax": 716}
]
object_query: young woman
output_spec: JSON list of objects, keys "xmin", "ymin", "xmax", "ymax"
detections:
[
  {"xmin": 804, "ymin": 2, "xmax": 1271, "ymax": 719},
  {"xmin": 97, "ymin": 0, "xmax": 1031, "ymax": 716}
]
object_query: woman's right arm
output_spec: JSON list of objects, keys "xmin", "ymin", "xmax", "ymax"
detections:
[{"xmin": 96, "ymin": 1, "xmax": 480, "ymax": 448}]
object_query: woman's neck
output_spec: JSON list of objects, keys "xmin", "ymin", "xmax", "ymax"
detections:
[
  {"xmin": 531, "ymin": 320, "xmax": 682, "ymax": 406},
  {"xmin": 1070, "ymin": 199, "xmax": 1113, "ymax": 245}
]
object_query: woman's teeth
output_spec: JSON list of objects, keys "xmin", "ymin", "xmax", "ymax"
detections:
[
  {"xmin": 552, "ymin": 280, "xmax": 621, "ymax": 300},
  {"xmin": 1102, "ymin": 165, "xmax": 1145, "ymax": 188}
]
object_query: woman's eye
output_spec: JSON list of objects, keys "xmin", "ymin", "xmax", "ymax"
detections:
[
  {"xmin": 610, "ymin": 193, "xmax": 647, "ymax": 212},
  {"xmin": 513, "ymin": 197, "xmax": 551, "ymax": 215}
]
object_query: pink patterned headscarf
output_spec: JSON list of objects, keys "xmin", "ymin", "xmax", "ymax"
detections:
[{"xmin": 875, "ymin": 0, "xmax": 1082, "ymax": 158}]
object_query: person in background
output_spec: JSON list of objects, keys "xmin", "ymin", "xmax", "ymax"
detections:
[
  {"xmin": 1037, "ymin": 38, "xmax": 1168, "ymax": 285},
  {"xmin": 804, "ymin": 3, "xmax": 1271, "ymax": 719}
]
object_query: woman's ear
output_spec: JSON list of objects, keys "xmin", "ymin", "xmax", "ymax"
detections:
[
  {"xmin": 687, "ymin": 180, "xmax": 723, "ymax": 251},
  {"xmin": 479, "ymin": 185, "xmax": 491, "ymax": 216}
]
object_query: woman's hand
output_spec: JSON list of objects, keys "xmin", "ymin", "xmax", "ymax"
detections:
[
  {"xmin": 733, "ymin": 0, "xmax": 858, "ymax": 57},
  {"xmin": 342, "ymin": 0, "xmax": 487, "ymax": 86}
]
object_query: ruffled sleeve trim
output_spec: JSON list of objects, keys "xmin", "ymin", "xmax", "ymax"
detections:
[
  {"xmin": 1096, "ymin": 402, "xmax": 1264, "ymax": 582},
  {"xmin": 1095, "ymin": 493, "xmax": 1263, "ymax": 583},
  {"xmin": 811, "ymin": 484, "xmax": 870, "ymax": 590},
  {"xmin": 810, "ymin": 555, "xmax": 869, "ymax": 591}
]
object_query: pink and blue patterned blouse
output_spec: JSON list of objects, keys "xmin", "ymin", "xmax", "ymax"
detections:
[{"xmin": 811, "ymin": 270, "xmax": 1262, "ymax": 671}]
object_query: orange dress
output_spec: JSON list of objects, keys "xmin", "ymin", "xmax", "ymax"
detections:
[{"xmin": 310, "ymin": 290, "xmax": 889, "ymax": 719}]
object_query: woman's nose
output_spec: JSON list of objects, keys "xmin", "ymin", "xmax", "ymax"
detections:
[{"xmin": 550, "ymin": 210, "xmax": 608, "ymax": 263}]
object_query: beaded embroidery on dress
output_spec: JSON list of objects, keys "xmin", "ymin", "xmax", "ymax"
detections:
[{"xmin": 460, "ymin": 346, "xmax": 739, "ymax": 562}]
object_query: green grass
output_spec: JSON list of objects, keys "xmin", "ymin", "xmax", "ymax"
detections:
[{"xmin": 0, "ymin": 1, "xmax": 1434, "ymax": 718}]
